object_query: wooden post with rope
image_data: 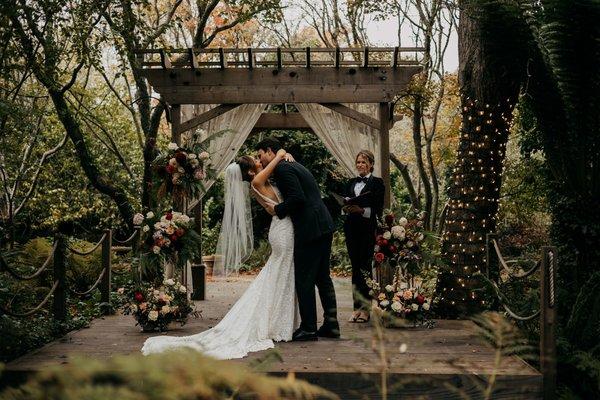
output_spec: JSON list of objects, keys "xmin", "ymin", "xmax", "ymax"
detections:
[
  {"xmin": 100, "ymin": 229, "xmax": 113, "ymax": 314},
  {"xmin": 540, "ymin": 246, "xmax": 557, "ymax": 400}
]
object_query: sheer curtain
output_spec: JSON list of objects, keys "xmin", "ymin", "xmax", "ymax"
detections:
[
  {"xmin": 296, "ymin": 103, "xmax": 381, "ymax": 178},
  {"xmin": 181, "ymin": 104, "xmax": 266, "ymax": 210}
]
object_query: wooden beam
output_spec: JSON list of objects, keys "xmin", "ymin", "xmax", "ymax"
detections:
[
  {"xmin": 219, "ymin": 48, "xmax": 227, "ymax": 69},
  {"xmin": 392, "ymin": 46, "xmax": 399, "ymax": 68},
  {"xmin": 277, "ymin": 47, "xmax": 282, "ymax": 69},
  {"xmin": 335, "ymin": 47, "xmax": 341, "ymax": 68},
  {"xmin": 178, "ymin": 104, "xmax": 241, "ymax": 134},
  {"xmin": 159, "ymin": 49, "xmax": 172, "ymax": 69},
  {"xmin": 363, "ymin": 47, "xmax": 369, "ymax": 68},
  {"xmin": 188, "ymin": 48, "xmax": 199, "ymax": 69},
  {"xmin": 252, "ymin": 113, "xmax": 311, "ymax": 130},
  {"xmin": 320, "ymin": 103, "xmax": 380, "ymax": 130},
  {"xmin": 306, "ymin": 47, "xmax": 311, "ymax": 68},
  {"xmin": 247, "ymin": 48, "xmax": 254, "ymax": 69},
  {"xmin": 139, "ymin": 66, "xmax": 422, "ymax": 104},
  {"xmin": 379, "ymin": 102, "xmax": 391, "ymax": 209}
]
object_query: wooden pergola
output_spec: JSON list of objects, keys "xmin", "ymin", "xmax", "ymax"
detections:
[{"xmin": 135, "ymin": 46, "xmax": 424, "ymax": 208}]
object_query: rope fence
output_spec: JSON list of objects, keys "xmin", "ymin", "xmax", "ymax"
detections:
[
  {"xmin": 483, "ymin": 233, "xmax": 557, "ymax": 400},
  {"xmin": 0, "ymin": 227, "xmax": 141, "ymax": 320}
]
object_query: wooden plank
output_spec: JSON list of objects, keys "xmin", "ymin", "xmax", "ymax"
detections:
[
  {"xmin": 219, "ymin": 48, "xmax": 227, "ymax": 69},
  {"xmin": 252, "ymin": 113, "xmax": 311, "ymax": 130},
  {"xmin": 177, "ymin": 104, "xmax": 241, "ymax": 134},
  {"xmin": 320, "ymin": 103, "xmax": 380, "ymax": 130},
  {"xmin": 379, "ymin": 102, "xmax": 391, "ymax": 209}
]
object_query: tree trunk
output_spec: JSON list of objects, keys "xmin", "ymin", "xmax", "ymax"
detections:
[{"xmin": 435, "ymin": 1, "xmax": 528, "ymax": 317}]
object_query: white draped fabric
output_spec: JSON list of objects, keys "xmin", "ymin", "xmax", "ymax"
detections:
[
  {"xmin": 181, "ymin": 103, "xmax": 266, "ymax": 209},
  {"xmin": 296, "ymin": 103, "xmax": 381, "ymax": 178}
]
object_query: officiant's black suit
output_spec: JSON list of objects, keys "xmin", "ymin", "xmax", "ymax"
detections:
[
  {"xmin": 343, "ymin": 175, "xmax": 385, "ymax": 311},
  {"xmin": 273, "ymin": 161, "xmax": 339, "ymax": 333}
]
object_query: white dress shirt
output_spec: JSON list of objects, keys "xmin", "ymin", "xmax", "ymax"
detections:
[{"xmin": 353, "ymin": 173, "xmax": 371, "ymax": 218}]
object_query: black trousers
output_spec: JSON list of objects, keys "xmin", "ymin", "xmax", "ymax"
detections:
[
  {"xmin": 345, "ymin": 219, "xmax": 376, "ymax": 311},
  {"xmin": 294, "ymin": 233, "xmax": 338, "ymax": 332}
]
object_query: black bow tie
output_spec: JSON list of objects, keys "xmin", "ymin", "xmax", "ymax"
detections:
[{"xmin": 356, "ymin": 176, "xmax": 369, "ymax": 184}]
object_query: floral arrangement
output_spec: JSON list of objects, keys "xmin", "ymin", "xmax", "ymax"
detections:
[
  {"xmin": 152, "ymin": 141, "xmax": 214, "ymax": 201},
  {"xmin": 121, "ymin": 279, "xmax": 197, "ymax": 332},
  {"xmin": 367, "ymin": 277, "xmax": 434, "ymax": 328},
  {"xmin": 133, "ymin": 209, "xmax": 202, "ymax": 280},
  {"xmin": 374, "ymin": 211, "xmax": 427, "ymax": 268}
]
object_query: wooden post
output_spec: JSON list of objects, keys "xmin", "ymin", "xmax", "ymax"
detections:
[
  {"xmin": 191, "ymin": 199, "xmax": 205, "ymax": 300},
  {"xmin": 379, "ymin": 102, "xmax": 391, "ymax": 209},
  {"xmin": 52, "ymin": 233, "xmax": 67, "ymax": 322},
  {"xmin": 540, "ymin": 246, "xmax": 557, "ymax": 400},
  {"xmin": 100, "ymin": 229, "xmax": 112, "ymax": 314},
  {"xmin": 171, "ymin": 104, "xmax": 181, "ymax": 145}
]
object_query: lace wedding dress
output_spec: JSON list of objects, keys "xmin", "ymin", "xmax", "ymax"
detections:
[{"xmin": 141, "ymin": 186, "xmax": 298, "ymax": 359}]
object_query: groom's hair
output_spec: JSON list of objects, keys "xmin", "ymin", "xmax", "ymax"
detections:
[{"xmin": 255, "ymin": 137, "xmax": 282, "ymax": 153}]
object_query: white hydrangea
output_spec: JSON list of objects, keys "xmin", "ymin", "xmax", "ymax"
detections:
[
  {"xmin": 374, "ymin": 245, "xmax": 380, "ymax": 252},
  {"xmin": 152, "ymin": 245, "xmax": 161, "ymax": 254},
  {"xmin": 152, "ymin": 231, "xmax": 162, "ymax": 239},
  {"xmin": 164, "ymin": 279, "xmax": 175, "ymax": 286},
  {"xmin": 133, "ymin": 213, "xmax": 144, "ymax": 225},
  {"xmin": 416, "ymin": 232, "xmax": 425, "ymax": 242},
  {"xmin": 380, "ymin": 299, "xmax": 390, "ymax": 308},
  {"xmin": 385, "ymin": 284, "xmax": 394, "ymax": 292},
  {"xmin": 398, "ymin": 217, "xmax": 408, "ymax": 226},
  {"xmin": 383, "ymin": 231, "xmax": 392, "ymax": 240},
  {"xmin": 423, "ymin": 302, "xmax": 430, "ymax": 311},
  {"xmin": 199, "ymin": 151, "xmax": 210, "ymax": 160},
  {"xmin": 130, "ymin": 304, "xmax": 138, "ymax": 312},
  {"xmin": 391, "ymin": 225, "xmax": 406, "ymax": 239},
  {"xmin": 411, "ymin": 303, "xmax": 419, "ymax": 311},
  {"xmin": 161, "ymin": 305, "xmax": 171, "ymax": 314},
  {"xmin": 148, "ymin": 310, "xmax": 159, "ymax": 321},
  {"xmin": 407, "ymin": 241, "xmax": 415, "ymax": 248},
  {"xmin": 188, "ymin": 153, "xmax": 197, "ymax": 159},
  {"xmin": 168, "ymin": 158, "xmax": 177, "ymax": 166},
  {"xmin": 142, "ymin": 225, "xmax": 150, "ymax": 232},
  {"xmin": 190, "ymin": 159, "xmax": 199, "ymax": 168},
  {"xmin": 145, "ymin": 211, "xmax": 155, "ymax": 219},
  {"xmin": 179, "ymin": 285, "xmax": 187, "ymax": 293},
  {"xmin": 163, "ymin": 238, "xmax": 171, "ymax": 247},
  {"xmin": 168, "ymin": 142, "xmax": 178, "ymax": 151},
  {"xmin": 391, "ymin": 301, "xmax": 402, "ymax": 312}
]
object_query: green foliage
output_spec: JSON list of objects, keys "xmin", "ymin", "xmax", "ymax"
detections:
[
  {"xmin": 330, "ymin": 231, "xmax": 351, "ymax": 276},
  {"xmin": 0, "ymin": 351, "xmax": 336, "ymax": 400},
  {"xmin": 240, "ymin": 240, "xmax": 272, "ymax": 273},
  {"xmin": 565, "ymin": 271, "xmax": 600, "ymax": 354}
]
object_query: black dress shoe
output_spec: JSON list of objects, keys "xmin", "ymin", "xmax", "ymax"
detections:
[
  {"xmin": 317, "ymin": 325, "xmax": 341, "ymax": 339},
  {"xmin": 292, "ymin": 329, "xmax": 318, "ymax": 341}
]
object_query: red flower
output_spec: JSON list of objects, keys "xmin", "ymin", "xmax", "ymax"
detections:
[
  {"xmin": 134, "ymin": 292, "xmax": 144, "ymax": 302},
  {"xmin": 176, "ymin": 228, "xmax": 185, "ymax": 237},
  {"xmin": 170, "ymin": 234, "xmax": 178, "ymax": 242},
  {"xmin": 175, "ymin": 152, "xmax": 187, "ymax": 164},
  {"xmin": 166, "ymin": 212, "xmax": 173, "ymax": 220},
  {"xmin": 378, "ymin": 239, "xmax": 388, "ymax": 247},
  {"xmin": 375, "ymin": 252, "xmax": 385, "ymax": 263},
  {"xmin": 385, "ymin": 213, "xmax": 395, "ymax": 224},
  {"xmin": 389, "ymin": 245, "xmax": 397, "ymax": 253},
  {"xmin": 416, "ymin": 294, "xmax": 425, "ymax": 305},
  {"xmin": 165, "ymin": 164, "xmax": 175, "ymax": 174}
]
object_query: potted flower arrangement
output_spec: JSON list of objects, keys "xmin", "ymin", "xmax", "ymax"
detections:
[
  {"xmin": 367, "ymin": 277, "xmax": 434, "ymax": 328},
  {"xmin": 133, "ymin": 210, "xmax": 202, "ymax": 281},
  {"xmin": 121, "ymin": 279, "xmax": 197, "ymax": 332},
  {"xmin": 152, "ymin": 141, "xmax": 214, "ymax": 202},
  {"xmin": 373, "ymin": 211, "xmax": 427, "ymax": 287}
]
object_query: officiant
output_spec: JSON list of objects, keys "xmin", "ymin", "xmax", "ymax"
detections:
[{"xmin": 342, "ymin": 150, "xmax": 385, "ymax": 323}]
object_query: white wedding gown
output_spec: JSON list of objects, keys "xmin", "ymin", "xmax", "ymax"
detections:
[{"xmin": 141, "ymin": 186, "xmax": 298, "ymax": 359}]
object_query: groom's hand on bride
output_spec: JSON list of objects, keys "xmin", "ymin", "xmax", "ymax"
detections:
[{"xmin": 265, "ymin": 202, "xmax": 276, "ymax": 216}]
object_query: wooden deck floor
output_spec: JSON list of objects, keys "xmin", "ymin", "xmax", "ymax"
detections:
[{"xmin": 4, "ymin": 277, "xmax": 541, "ymax": 399}]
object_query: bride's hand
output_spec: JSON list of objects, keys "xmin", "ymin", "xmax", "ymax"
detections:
[
  {"xmin": 283, "ymin": 153, "xmax": 295, "ymax": 162},
  {"xmin": 276, "ymin": 149, "xmax": 287, "ymax": 158}
]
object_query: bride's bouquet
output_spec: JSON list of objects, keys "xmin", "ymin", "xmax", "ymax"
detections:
[
  {"xmin": 134, "ymin": 209, "xmax": 202, "ymax": 281},
  {"xmin": 151, "ymin": 141, "xmax": 215, "ymax": 202},
  {"xmin": 121, "ymin": 279, "xmax": 197, "ymax": 332}
]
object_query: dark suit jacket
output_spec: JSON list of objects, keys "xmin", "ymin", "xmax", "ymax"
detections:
[
  {"xmin": 343, "ymin": 175, "xmax": 385, "ymax": 228},
  {"xmin": 273, "ymin": 162, "xmax": 334, "ymax": 244}
]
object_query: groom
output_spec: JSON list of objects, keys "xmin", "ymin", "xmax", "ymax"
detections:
[{"xmin": 256, "ymin": 138, "xmax": 340, "ymax": 341}]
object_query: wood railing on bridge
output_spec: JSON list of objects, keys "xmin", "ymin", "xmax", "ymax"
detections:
[
  {"xmin": 134, "ymin": 46, "xmax": 424, "ymax": 70},
  {"xmin": 483, "ymin": 233, "xmax": 557, "ymax": 400},
  {"xmin": 0, "ymin": 228, "xmax": 141, "ymax": 321}
]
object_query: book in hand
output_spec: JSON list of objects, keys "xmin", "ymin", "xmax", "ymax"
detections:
[{"xmin": 330, "ymin": 191, "xmax": 371, "ymax": 207}]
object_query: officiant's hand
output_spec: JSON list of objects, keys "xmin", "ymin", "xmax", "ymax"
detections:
[
  {"xmin": 343, "ymin": 205, "xmax": 364, "ymax": 214},
  {"xmin": 265, "ymin": 202, "xmax": 276, "ymax": 216}
]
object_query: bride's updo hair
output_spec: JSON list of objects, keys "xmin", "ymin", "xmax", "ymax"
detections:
[{"xmin": 236, "ymin": 155, "xmax": 255, "ymax": 182}]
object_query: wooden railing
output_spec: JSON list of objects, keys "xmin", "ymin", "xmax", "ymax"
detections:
[
  {"xmin": 0, "ymin": 227, "xmax": 141, "ymax": 321},
  {"xmin": 134, "ymin": 46, "xmax": 425, "ymax": 70},
  {"xmin": 483, "ymin": 233, "xmax": 557, "ymax": 400}
]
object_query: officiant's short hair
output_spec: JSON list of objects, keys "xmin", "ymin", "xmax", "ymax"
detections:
[
  {"xmin": 255, "ymin": 137, "xmax": 282, "ymax": 153},
  {"xmin": 356, "ymin": 150, "xmax": 375, "ymax": 172}
]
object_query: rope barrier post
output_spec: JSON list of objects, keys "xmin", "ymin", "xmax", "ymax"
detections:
[
  {"xmin": 52, "ymin": 233, "xmax": 67, "ymax": 322},
  {"xmin": 100, "ymin": 229, "xmax": 113, "ymax": 315},
  {"xmin": 540, "ymin": 246, "xmax": 557, "ymax": 400},
  {"xmin": 191, "ymin": 263, "xmax": 205, "ymax": 301}
]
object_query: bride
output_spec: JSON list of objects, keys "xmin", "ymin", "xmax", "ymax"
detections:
[{"xmin": 141, "ymin": 149, "xmax": 298, "ymax": 359}]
